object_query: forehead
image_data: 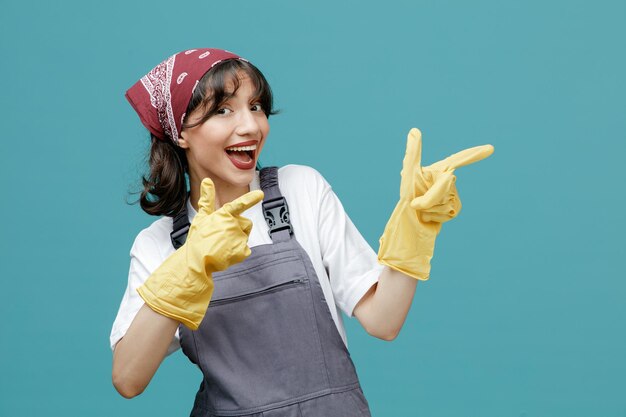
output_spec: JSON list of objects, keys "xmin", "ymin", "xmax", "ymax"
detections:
[{"xmin": 224, "ymin": 72, "xmax": 253, "ymax": 91}]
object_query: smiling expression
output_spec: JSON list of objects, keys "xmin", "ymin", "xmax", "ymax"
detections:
[{"xmin": 179, "ymin": 73, "xmax": 270, "ymax": 203}]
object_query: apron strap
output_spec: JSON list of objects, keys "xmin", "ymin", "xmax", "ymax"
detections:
[
  {"xmin": 170, "ymin": 208, "xmax": 190, "ymax": 249},
  {"xmin": 170, "ymin": 167, "xmax": 294, "ymax": 249},
  {"xmin": 260, "ymin": 167, "xmax": 293, "ymax": 243}
]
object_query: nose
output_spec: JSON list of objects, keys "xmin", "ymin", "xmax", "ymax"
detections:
[{"xmin": 235, "ymin": 108, "xmax": 262, "ymax": 138}]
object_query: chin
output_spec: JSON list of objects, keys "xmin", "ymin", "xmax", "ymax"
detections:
[{"xmin": 229, "ymin": 169, "xmax": 256, "ymax": 185}]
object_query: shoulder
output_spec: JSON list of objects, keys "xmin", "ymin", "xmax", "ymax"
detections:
[
  {"xmin": 272, "ymin": 165, "xmax": 339, "ymax": 240},
  {"xmin": 278, "ymin": 164, "xmax": 324, "ymax": 178},
  {"xmin": 276, "ymin": 164, "xmax": 332, "ymax": 195},
  {"xmin": 130, "ymin": 216, "xmax": 174, "ymax": 261}
]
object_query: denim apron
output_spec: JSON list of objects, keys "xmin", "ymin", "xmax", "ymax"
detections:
[{"xmin": 178, "ymin": 167, "xmax": 372, "ymax": 417}]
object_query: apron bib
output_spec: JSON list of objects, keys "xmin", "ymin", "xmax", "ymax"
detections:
[{"xmin": 178, "ymin": 167, "xmax": 371, "ymax": 417}]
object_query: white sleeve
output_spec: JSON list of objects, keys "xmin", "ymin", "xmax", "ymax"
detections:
[
  {"xmin": 316, "ymin": 176, "xmax": 383, "ymax": 317},
  {"xmin": 109, "ymin": 231, "xmax": 181, "ymax": 355}
]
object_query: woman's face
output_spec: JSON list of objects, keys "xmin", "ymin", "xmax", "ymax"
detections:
[{"xmin": 179, "ymin": 73, "xmax": 269, "ymax": 193}]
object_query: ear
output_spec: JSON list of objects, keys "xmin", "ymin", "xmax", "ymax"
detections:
[{"xmin": 178, "ymin": 131, "xmax": 190, "ymax": 149}]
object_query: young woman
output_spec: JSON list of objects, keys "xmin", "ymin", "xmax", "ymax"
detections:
[{"xmin": 110, "ymin": 48, "xmax": 493, "ymax": 417}]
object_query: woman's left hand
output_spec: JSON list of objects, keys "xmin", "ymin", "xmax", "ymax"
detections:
[{"xmin": 377, "ymin": 128, "xmax": 494, "ymax": 280}]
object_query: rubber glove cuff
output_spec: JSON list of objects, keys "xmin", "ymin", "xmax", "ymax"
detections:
[
  {"xmin": 137, "ymin": 246, "xmax": 214, "ymax": 330},
  {"xmin": 378, "ymin": 199, "xmax": 439, "ymax": 281}
]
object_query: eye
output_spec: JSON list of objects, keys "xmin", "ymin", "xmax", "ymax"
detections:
[
  {"xmin": 216, "ymin": 107, "xmax": 232, "ymax": 115},
  {"xmin": 251, "ymin": 103, "xmax": 263, "ymax": 112}
]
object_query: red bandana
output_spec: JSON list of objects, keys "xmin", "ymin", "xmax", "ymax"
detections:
[{"xmin": 125, "ymin": 48, "xmax": 246, "ymax": 143}]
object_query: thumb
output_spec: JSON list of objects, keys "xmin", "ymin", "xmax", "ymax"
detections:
[
  {"xmin": 399, "ymin": 128, "xmax": 424, "ymax": 197},
  {"xmin": 197, "ymin": 178, "xmax": 216, "ymax": 215},
  {"xmin": 222, "ymin": 190, "xmax": 265, "ymax": 216}
]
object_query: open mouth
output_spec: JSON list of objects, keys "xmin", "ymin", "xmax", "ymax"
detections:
[{"xmin": 224, "ymin": 143, "xmax": 257, "ymax": 167}]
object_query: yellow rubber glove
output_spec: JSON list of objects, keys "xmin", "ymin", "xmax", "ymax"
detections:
[
  {"xmin": 137, "ymin": 178, "xmax": 264, "ymax": 329},
  {"xmin": 378, "ymin": 128, "xmax": 494, "ymax": 280}
]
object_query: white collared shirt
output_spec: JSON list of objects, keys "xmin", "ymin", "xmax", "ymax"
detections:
[{"xmin": 110, "ymin": 164, "xmax": 382, "ymax": 354}]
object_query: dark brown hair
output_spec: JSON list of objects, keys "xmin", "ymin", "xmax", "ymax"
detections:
[{"xmin": 136, "ymin": 59, "xmax": 276, "ymax": 217}]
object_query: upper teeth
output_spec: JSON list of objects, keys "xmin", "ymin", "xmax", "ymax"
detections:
[{"xmin": 225, "ymin": 144, "xmax": 257, "ymax": 151}]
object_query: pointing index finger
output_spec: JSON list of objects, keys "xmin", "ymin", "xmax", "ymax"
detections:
[
  {"xmin": 428, "ymin": 144, "xmax": 494, "ymax": 172},
  {"xmin": 222, "ymin": 190, "xmax": 265, "ymax": 216}
]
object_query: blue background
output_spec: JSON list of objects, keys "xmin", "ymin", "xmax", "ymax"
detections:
[{"xmin": 1, "ymin": 0, "xmax": 624, "ymax": 416}]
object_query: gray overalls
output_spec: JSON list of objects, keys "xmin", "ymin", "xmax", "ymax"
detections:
[{"xmin": 177, "ymin": 167, "xmax": 372, "ymax": 417}]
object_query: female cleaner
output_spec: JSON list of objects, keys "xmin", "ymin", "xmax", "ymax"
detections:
[{"xmin": 110, "ymin": 48, "xmax": 493, "ymax": 416}]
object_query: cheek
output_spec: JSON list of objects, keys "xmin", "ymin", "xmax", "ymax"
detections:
[
  {"xmin": 256, "ymin": 140, "xmax": 266, "ymax": 158},
  {"xmin": 260, "ymin": 124, "xmax": 270, "ymax": 152},
  {"xmin": 196, "ymin": 124, "xmax": 228, "ymax": 147},
  {"xmin": 260, "ymin": 119, "xmax": 270, "ymax": 137}
]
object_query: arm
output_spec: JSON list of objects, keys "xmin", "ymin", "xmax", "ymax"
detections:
[
  {"xmin": 353, "ymin": 267, "xmax": 417, "ymax": 341},
  {"xmin": 110, "ymin": 180, "xmax": 263, "ymax": 398},
  {"xmin": 362, "ymin": 129, "xmax": 493, "ymax": 341},
  {"xmin": 110, "ymin": 231, "xmax": 179, "ymax": 399},
  {"xmin": 309, "ymin": 166, "xmax": 411, "ymax": 340},
  {"xmin": 112, "ymin": 304, "xmax": 179, "ymax": 398}
]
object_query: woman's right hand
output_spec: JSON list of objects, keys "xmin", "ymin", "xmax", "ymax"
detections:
[
  {"xmin": 137, "ymin": 178, "xmax": 264, "ymax": 330},
  {"xmin": 191, "ymin": 178, "xmax": 264, "ymax": 272}
]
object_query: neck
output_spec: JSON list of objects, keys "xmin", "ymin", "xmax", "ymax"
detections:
[{"xmin": 188, "ymin": 174, "xmax": 250, "ymax": 212}]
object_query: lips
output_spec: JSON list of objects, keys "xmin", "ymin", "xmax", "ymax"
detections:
[
  {"xmin": 224, "ymin": 140, "xmax": 258, "ymax": 149},
  {"xmin": 225, "ymin": 150, "xmax": 256, "ymax": 170},
  {"xmin": 224, "ymin": 140, "xmax": 259, "ymax": 170}
]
